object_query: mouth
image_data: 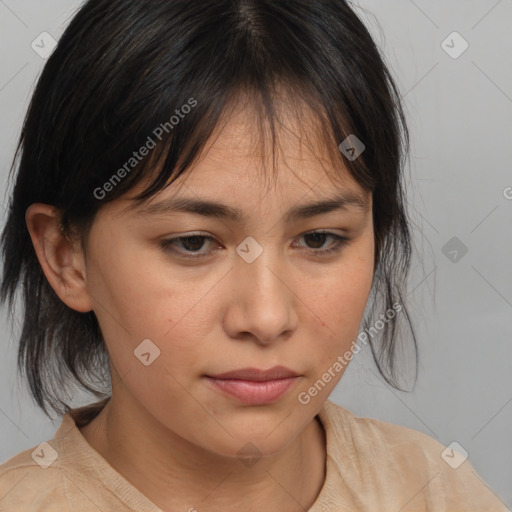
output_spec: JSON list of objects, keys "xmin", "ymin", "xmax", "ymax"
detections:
[{"xmin": 204, "ymin": 366, "xmax": 301, "ymax": 405}]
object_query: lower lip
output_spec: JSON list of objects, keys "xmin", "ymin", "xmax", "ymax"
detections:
[{"xmin": 204, "ymin": 376, "xmax": 299, "ymax": 405}]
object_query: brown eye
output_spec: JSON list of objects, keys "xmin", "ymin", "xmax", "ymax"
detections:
[
  {"xmin": 161, "ymin": 234, "xmax": 219, "ymax": 259},
  {"xmin": 296, "ymin": 231, "xmax": 350, "ymax": 256},
  {"xmin": 161, "ymin": 231, "xmax": 350, "ymax": 261}
]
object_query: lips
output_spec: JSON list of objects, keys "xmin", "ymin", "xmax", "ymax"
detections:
[
  {"xmin": 204, "ymin": 366, "xmax": 301, "ymax": 405},
  {"xmin": 206, "ymin": 365, "xmax": 299, "ymax": 381}
]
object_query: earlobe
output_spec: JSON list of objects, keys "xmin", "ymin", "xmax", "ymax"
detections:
[{"xmin": 25, "ymin": 203, "xmax": 93, "ymax": 313}]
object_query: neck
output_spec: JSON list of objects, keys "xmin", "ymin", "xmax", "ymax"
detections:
[{"xmin": 79, "ymin": 394, "xmax": 326, "ymax": 512}]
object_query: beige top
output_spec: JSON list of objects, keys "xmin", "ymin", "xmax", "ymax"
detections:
[{"xmin": 0, "ymin": 398, "xmax": 508, "ymax": 511}]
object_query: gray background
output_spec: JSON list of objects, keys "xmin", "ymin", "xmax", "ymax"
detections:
[{"xmin": 0, "ymin": 0, "xmax": 511, "ymax": 508}]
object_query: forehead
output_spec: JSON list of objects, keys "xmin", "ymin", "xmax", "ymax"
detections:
[
  {"xmin": 198, "ymin": 95, "xmax": 345, "ymax": 175},
  {"xmin": 119, "ymin": 97, "xmax": 370, "ymax": 218}
]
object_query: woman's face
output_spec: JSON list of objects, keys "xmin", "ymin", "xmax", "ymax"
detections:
[{"xmin": 82, "ymin": 104, "xmax": 375, "ymax": 459}]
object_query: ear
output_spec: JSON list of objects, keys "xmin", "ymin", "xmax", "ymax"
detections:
[{"xmin": 25, "ymin": 203, "xmax": 93, "ymax": 313}]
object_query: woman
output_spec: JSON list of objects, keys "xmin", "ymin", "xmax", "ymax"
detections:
[{"xmin": 0, "ymin": 1, "xmax": 507, "ymax": 510}]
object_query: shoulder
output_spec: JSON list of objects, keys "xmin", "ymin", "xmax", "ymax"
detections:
[
  {"xmin": 0, "ymin": 400, "xmax": 107, "ymax": 512},
  {"xmin": 322, "ymin": 398, "xmax": 445, "ymax": 457},
  {"xmin": 320, "ymin": 399, "xmax": 453, "ymax": 478},
  {"xmin": 0, "ymin": 442, "xmax": 68, "ymax": 511},
  {"xmin": 0, "ymin": 400, "xmax": 157, "ymax": 512},
  {"xmin": 318, "ymin": 399, "xmax": 509, "ymax": 511}
]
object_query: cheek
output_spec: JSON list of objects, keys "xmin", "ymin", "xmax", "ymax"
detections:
[
  {"xmin": 307, "ymin": 241, "xmax": 374, "ymax": 361},
  {"xmin": 87, "ymin": 239, "xmax": 220, "ymax": 378},
  {"xmin": 296, "ymin": 262, "xmax": 373, "ymax": 404}
]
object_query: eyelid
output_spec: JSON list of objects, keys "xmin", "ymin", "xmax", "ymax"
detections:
[{"xmin": 160, "ymin": 230, "xmax": 351, "ymax": 260}]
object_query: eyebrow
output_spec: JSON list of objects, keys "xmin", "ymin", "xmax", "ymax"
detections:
[{"xmin": 139, "ymin": 191, "xmax": 369, "ymax": 223}]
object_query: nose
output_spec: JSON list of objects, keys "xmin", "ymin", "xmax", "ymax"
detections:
[{"xmin": 223, "ymin": 245, "xmax": 298, "ymax": 346}]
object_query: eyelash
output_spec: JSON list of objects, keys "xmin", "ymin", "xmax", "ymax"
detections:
[{"xmin": 160, "ymin": 231, "xmax": 350, "ymax": 260}]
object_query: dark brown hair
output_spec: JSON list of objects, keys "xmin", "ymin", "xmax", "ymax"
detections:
[{"xmin": 1, "ymin": 0, "xmax": 417, "ymax": 418}]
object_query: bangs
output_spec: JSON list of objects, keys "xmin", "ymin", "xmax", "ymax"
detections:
[{"xmin": 120, "ymin": 83, "xmax": 374, "ymax": 212}]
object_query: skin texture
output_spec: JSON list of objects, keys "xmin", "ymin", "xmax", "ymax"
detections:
[{"xmin": 25, "ymin": 101, "xmax": 375, "ymax": 512}]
